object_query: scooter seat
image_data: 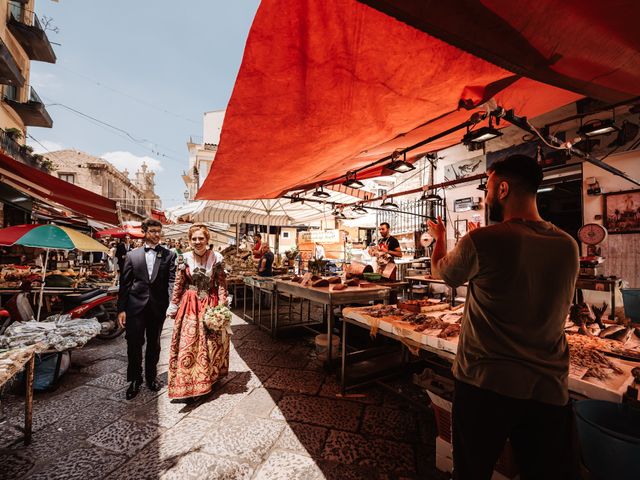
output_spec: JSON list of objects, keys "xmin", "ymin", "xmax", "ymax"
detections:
[{"xmin": 62, "ymin": 289, "xmax": 106, "ymax": 310}]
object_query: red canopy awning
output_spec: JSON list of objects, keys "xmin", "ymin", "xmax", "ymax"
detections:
[
  {"xmin": 359, "ymin": 0, "xmax": 640, "ymax": 103},
  {"xmin": 0, "ymin": 152, "xmax": 120, "ymax": 224},
  {"xmin": 197, "ymin": 0, "xmax": 584, "ymax": 200}
]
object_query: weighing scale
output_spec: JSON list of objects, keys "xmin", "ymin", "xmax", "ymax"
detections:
[{"xmin": 578, "ymin": 223, "xmax": 607, "ymax": 278}]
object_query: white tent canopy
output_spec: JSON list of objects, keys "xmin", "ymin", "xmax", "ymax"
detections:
[{"xmin": 166, "ymin": 191, "xmax": 362, "ymax": 227}]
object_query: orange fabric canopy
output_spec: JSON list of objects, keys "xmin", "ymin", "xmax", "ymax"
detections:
[{"xmin": 197, "ymin": 0, "xmax": 584, "ymax": 200}]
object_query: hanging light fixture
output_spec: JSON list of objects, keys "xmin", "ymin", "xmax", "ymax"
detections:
[
  {"xmin": 463, "ymin": 115, "xmax": 502, "ymax": 147},
  {"xmin": 312, "ymin": 186, "xmax": 331, "ymax": 198},
  {"xmin": 421, "ymin": 190, "xmax": 442, "ymax": 203},
  {"xmin": 387, "ymin": 151, "xmax": 416, "ymax": 173},
  {"xmin": 578, "ymin": 118, "xmax": 618, "ymax": 137},
  {"xmin": 463, "ymin": 125, "xmax": 502, "ymax": 144},
  {"xmin": 380, "ymin": 197, "xmax": 399, "ymax": 210},
  {"xmin": 332, "ymin": 209, "xmax": 347, "ymax": 219},
  {"xmin": 343, "ymin": 171, "xmax": 364, "ymax": 189},
  {"xmin": 352, "ymin": 204, "xmax": 368, "ymax": 215}
]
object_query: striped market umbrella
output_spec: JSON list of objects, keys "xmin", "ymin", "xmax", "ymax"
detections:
[{"xmin": 0, "ymin": 224, "xmax": 107, "ymax": 320}]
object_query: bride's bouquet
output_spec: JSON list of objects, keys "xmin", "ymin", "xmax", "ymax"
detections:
[{"xmin": 202, "ymin": 305, "xmax": 232, "ymax": 332}]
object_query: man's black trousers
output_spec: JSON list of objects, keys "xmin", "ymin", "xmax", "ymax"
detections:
[
  {"xmin": 125, "ymin": 303, "xmax": 165, "ymax": 384},
  {"xmin": 452, "ymin": 379, "xmax": 578, "ymax": 480}
]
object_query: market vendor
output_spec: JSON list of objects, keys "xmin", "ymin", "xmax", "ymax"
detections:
[
  {"xmin": 252, "ymin": 233, "xmax": 262, "ymax": 259},
  {"xmin": 427, "ymin": 155, "xmax": 579, "ymax": 480},
  {"xmin": 368, "ymin": 222, "xmax": 402, "ymax": 279},
  {"xmin": 257, "ymin": 244, "xmax": 274, "ymax": 277}
]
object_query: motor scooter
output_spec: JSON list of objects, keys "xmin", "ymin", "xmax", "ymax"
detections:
[
  {"xmin": 61, "ymin": 286, "xmax": 123, "ymax": 339},
  {"xmin": 0, "ymin": 285, "xmax": 123, "ymax": 339}
]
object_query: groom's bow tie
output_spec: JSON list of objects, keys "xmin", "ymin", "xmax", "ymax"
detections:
[{"xmin": 144, "ymin": 246, "xmax": 160, "ymax": 253}]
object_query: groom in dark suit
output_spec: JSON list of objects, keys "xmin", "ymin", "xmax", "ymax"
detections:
[{"xmin": 117, "ymin": 218, "xmax": 176, "ymax": 399}]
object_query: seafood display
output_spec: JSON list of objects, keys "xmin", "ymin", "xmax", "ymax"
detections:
[
  {"xmin": 358, "ymin": 305, "xmax": 406, "ymax": 318},
  {"xmin": 0, "ymin": 315, "xmax": 101, "ymax": 351},
  {"xmin": 438, "ymin": 323, "xmax": 461, "ymax": 338},
  {"xmin": 566, "ymin": 334, "xmax": 640, "ymax": 361},
  {"xmin": 568, "ymin": 341, "xmax": 623, "ymax": 380},
  {"xmin": 349, "ymin": 304, "xmax": 462, "ymax": 340},
  {"xmin": 398, "ymin": 299, "xmax": 450, "ymax": 313},
  {"xmin": 399, "ymin": 313, "xmax": 446, "ymax": 332}
]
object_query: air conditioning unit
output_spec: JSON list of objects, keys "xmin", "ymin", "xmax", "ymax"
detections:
[{"xmin": 453, "ymin": 197, "xmax": 482, "ymax": 212}]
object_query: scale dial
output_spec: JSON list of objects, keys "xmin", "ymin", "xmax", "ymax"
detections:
[
  {"xmin": 420, "ymin": 232, "xmax": 435, "ymax": 248},
  {"xmin": 578, "ymin": 223, "xmax": 607, "ymax": 246}
]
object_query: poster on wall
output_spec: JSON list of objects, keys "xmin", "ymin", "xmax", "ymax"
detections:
[
  {"xmin": 604, "ymin": 189, "xmax": 640, "ymax": 234},
  {"xmin": 444, "ymin": 156, "xmax": 484, "ymax": 182}
]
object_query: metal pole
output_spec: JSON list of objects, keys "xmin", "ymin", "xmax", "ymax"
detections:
[{"xmin": 36, "ymin": 249, "xmax": 50, "ymax": 321}]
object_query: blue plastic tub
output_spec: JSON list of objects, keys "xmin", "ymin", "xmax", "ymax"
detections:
[
  {"xmin": 574, "ymin": 400, "xmax": 640, "ymax": 480},
  {"xmin": 621, "ymin": 288, "xmax": 640, "ymax": 322}
]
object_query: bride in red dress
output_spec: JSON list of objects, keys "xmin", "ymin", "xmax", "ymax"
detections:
[{"xmin": 166, "ymin": 224, "xmax": 230, "ymax": 400}]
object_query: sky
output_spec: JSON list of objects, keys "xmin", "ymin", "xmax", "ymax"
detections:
[{"xmin": 27, "ymin": 0, "xmax": 261, "ymax": 208}]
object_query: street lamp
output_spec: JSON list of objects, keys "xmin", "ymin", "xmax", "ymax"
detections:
[{"xmin": 184, "ymin": 190, "xmax": 190, "ymax": 203}]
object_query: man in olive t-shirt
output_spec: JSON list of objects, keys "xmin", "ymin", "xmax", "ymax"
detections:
[{"xmin": 428, "ymin": 155, "xmax": 579, "ymax": 480}]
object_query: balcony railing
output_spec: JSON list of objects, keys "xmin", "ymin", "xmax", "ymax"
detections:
[
  {"xmin": 2, "ymin": 85, "xmax": 53, "ymax": 128},
  {"xmin": 7, "ymin": 2, "xmax": 56, "ymax": 63},
  {"xmin": 0, "ymin": 128, "xmax": 46, "ymax": 170}
]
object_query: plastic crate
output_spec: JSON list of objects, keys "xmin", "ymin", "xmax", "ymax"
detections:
[
  {"xmin": 428, "ymin": 389, "xmax": 518, "ymax": 478},
  {"xmin": 621, "ymin": 288, "xmax": 640, "ymax": 322}
]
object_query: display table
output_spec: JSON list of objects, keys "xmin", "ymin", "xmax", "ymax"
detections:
[
  {"xmin": 341, "ymin": 306, "xmax": 640, "ymax": 402},
  {"xmin": 275, "ymin": 280, "xmax": 390, "ymax": 364},
  {"xmin": 242, "ymin": 277, "xmax": 277, "ymax": 332},
  {"xmin": 0, "ymin": 346, "xmax": 36, "ymax": 445}
]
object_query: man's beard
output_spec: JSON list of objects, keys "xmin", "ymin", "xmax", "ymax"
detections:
[{"xmin": 487, "ymin": 199, "xmax": 504, "ymax": 223}]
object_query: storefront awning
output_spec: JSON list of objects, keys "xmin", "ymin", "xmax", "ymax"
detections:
[
  {"xmin": 197, "ymin": 0, "xmax": 583, "ymax": 201},
  {"xmin": 0, "ymin": 152, "xmax": 120, "ymax": 224}
]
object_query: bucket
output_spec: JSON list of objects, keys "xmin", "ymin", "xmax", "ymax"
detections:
[
  {"xmin": 574, "ymin": 400, "xmax": 640, "ymax": 480},
  {"xmin": 621, "ymin": 288, "xmax": 640, "ymax": 322},
  {"xmin": 315, "ymin": 334, "xmax": 340, "ymax": 360}
]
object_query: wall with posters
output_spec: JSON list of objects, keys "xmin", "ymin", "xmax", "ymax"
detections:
[{"xmin": 583, "ymin": 150, "xmax": 640, "ymax": 287}]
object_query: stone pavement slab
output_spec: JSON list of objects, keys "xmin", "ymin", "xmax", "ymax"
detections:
[{"xmin": 1, "ymin": 313, "xmax": 449, "ymax": 480}]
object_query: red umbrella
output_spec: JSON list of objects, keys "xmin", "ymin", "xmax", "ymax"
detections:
[{"xmin": 95, "ymin": 225, "xmax": 144, "ymax": 239}]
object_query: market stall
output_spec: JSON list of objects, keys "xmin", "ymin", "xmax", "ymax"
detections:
[
  {"xmin": 340, "ymin": 300, "xmax": 640, "ymax": 478},
  {"xmin": 0, "ymin": 224, "xmax": 110, "ymax": 320}
]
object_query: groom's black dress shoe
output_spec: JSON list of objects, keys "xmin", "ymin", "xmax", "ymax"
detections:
[
  {"xmin": 126, "ymin": 379, "xmax": 143, "ymax": 400},
  {"xmin": 147, "ymin": 379, "xmax": 163, "ymax": 392}
]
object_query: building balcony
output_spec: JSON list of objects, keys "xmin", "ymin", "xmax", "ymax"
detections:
[
  {"xmin": 3, "ymin": 86, "xmax": 53, "ymax": 128},
  {"xmin": 0, "ymin": 128, "xmax": 47, "ymax": 170},
  {"xmin": 0, "ymin": 38, "xmax": 25, "ymax": 87},
  {"xmin": 7, "ymin": 8, "xmax": 56, "ymax": 63}
]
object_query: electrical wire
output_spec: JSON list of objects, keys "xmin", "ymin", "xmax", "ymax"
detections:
[
  {"xmin": 56, "ymin": 65, "xmax": 200, "ymax": 126},
  {"xmin": 44, "ymin": 100, "xmax": 185, "ymax": 165}
]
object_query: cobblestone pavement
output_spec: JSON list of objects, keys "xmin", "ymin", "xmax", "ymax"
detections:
[{"xmin": 0, "ymin": 312, "xmax": 449, "ymax": 480}]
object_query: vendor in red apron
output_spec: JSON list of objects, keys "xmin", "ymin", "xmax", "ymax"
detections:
[
  {"xmin": 252, "ymin": 233, "xmax": 263, "ymax": 260},
  {"xmin": 369, "ymin": 222, "xmax": 402, "ymax": 280}
]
